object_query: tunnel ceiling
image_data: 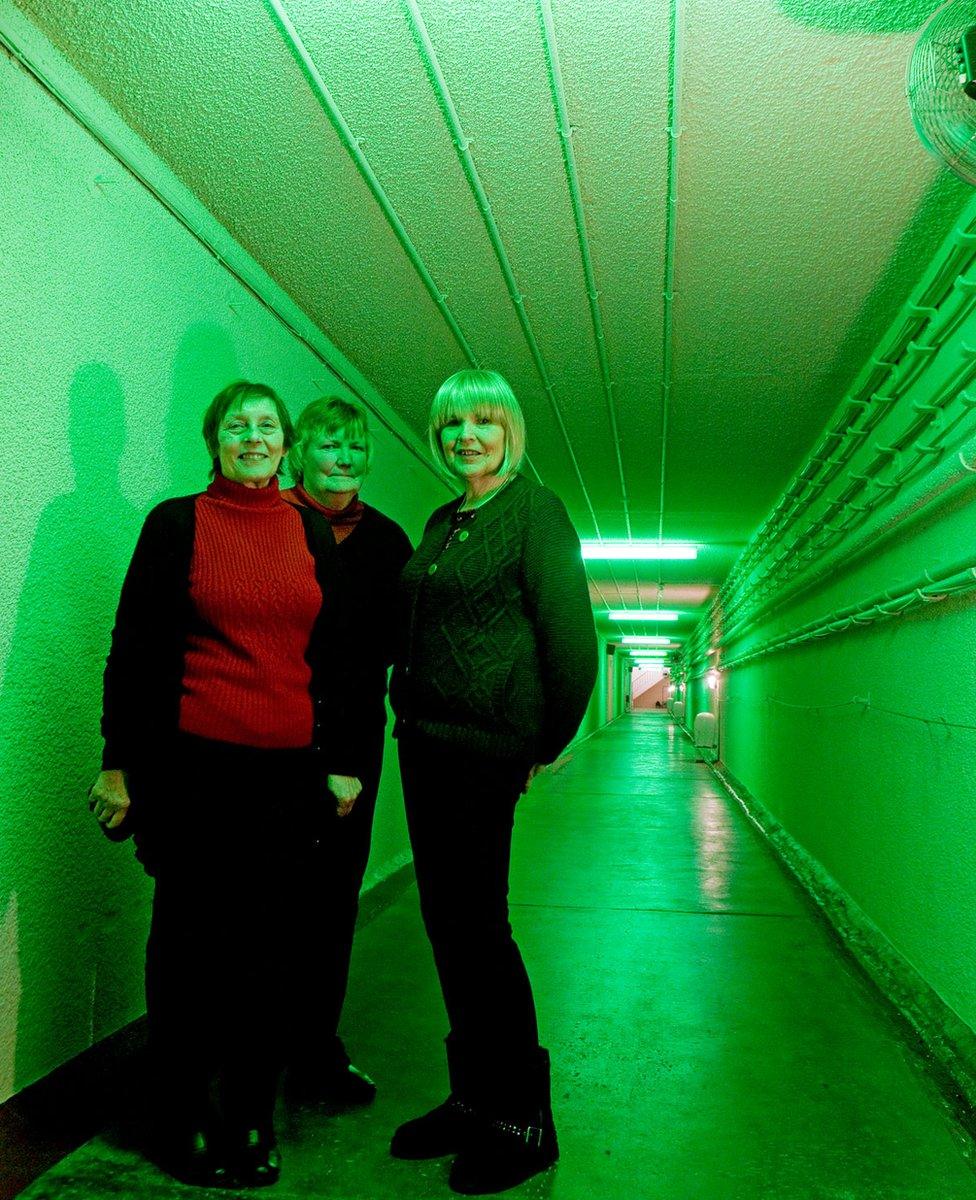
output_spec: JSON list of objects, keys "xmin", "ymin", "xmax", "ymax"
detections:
[{"xmin": 14, "ymin": 0, "xmax": 969, "ymax": 650}]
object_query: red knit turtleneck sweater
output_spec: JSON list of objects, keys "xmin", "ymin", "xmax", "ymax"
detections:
[{"xmin": 179, "ymin": 474, "xmax": 322, "ymax": 749}]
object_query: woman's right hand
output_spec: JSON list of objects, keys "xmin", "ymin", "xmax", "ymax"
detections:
[
  {"xmin": 327, "ymin": 774, "xmax": 362, "ymax": 819},
  {"xmin": 88, "ymin": 769, "xmax": 131, "ymax": 832}
]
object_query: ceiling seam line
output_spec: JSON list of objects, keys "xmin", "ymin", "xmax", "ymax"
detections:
[
  {"xmin": 656, "ymin": 0, "xmax": 684, "ymax": 613},
  {"xmin": 264, "ymin": 0, "xmax": 479, "ymax": 366},
  {"xmin": 525, "ymin": 448, "xmax": 607, "ymax": 606},
  {"xmin": 535, "ymin": 0, "xmax": 631, "ymax": 620},
  {"xmin": 401, "ymin": 0, "xmax": 602, "ymax": 540},
  {"xmin": 0, "ymin": 20, "xmax": 444, "ymax": 485},
  {"xmin": 590, "ymin": 577, "xmax": 612, "ymax": 612},
  {"xmin": 536, "ymin": 0, "xmax": 631, "ymax": 540}
]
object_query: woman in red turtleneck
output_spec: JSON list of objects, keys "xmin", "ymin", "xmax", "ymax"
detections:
[
  {"xmin": 87, "ymin": 381, "xmax": 364, "ymax": 1189},
  {"xmin": 280, "ymin": 395, "xmax": 412, "ymax": 1104}
]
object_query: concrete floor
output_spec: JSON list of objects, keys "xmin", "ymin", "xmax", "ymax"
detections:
[{"xmin": 19, "ymin": 713, "xmax": 976, "ymax": 1199}]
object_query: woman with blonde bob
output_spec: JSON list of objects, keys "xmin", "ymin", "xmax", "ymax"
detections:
[
  {"xmin": 390, "ymin": 369, "xmax": 596, "ymax": 1194},
  {"xmin": 282, "ymin": 395, "xmax": 412, "ymax": 1102}
]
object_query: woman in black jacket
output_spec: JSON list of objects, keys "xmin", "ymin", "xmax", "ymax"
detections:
[
  {"xmin": 88, "ymin": 381, "xmax": 364, "ymax": 1189},
  {"xmin": 389, "ymin": 369, "xmax": 597, "ymax": 1195},
  {"xmin": 282, "ymin": 395, "xmax": 412, "ymax": 1103}
]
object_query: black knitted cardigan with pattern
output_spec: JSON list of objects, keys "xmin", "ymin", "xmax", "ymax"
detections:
[{"xmin": 391, "ymin": 472, "xmax": 597, "ymax": 764}]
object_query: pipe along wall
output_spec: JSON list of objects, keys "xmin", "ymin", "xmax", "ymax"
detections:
[{"xmin": 678, "ymin": 198, "xmax": 976, "ymax": 1104}]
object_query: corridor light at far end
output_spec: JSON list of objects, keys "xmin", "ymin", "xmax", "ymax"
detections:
[
  {"xmin": 707, "ymin": 669, "xmax": 720, "ymax": 690},
  {"xmin": 609, "ymin": 610, "xmax": 680, "ymax": 622},
  {"xmin": 581, "ymin": 540, "xmax": 698, "ymax": 561}
]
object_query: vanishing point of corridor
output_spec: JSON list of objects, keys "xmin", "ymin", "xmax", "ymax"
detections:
[{"xmin": 20, "ymin": 714, "xmax": 976, "ymax": 1200}]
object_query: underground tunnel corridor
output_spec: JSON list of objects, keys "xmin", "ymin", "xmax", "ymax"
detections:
[{"xmin": 3, "ymin": 1, "xmax": 976, "ymax": 1197}]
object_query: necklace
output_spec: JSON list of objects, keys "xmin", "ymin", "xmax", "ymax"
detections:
[{"xmin": 458, "ymin": 472, "xmax": 514, "ymax": 513}]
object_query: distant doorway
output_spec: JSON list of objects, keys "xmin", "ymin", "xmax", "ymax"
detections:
[{"xmin": 630, "ymin": 666, "xmax": 670, "ymax": 712}]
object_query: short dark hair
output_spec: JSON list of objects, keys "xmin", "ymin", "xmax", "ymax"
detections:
[{"xmin": 202, "ymin": 381, "xmax": 294, "ymax": 477}]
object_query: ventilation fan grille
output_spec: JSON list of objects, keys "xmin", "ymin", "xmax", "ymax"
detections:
[{"xmin": 908, "ymin": 4, "xmax": 976, "ymax": 183}]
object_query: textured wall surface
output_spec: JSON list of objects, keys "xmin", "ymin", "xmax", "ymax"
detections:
[
  {"xmin": 688, "ymin": 196, "xmax": 976, "ymax": 1032},
  {"xmin": 0, "ymin": 37, "xmax": 446, "ymax": 1102}
]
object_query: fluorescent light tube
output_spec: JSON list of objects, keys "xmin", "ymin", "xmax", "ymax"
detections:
[
  {"xmin": 608, "ymin": 610, "xmax": 680, "ymax": 622},
  {"xmin": 581, "ymin": 541, "xmax": 698, "ymax": 561}
]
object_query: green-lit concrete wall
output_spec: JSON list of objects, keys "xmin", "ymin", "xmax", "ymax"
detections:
[
  {"xmin": 704, "ymin": 206, "xmax": 976, "ymax": 1035},
  {"xmin": 615, "ymin": 647, "xmax": 633, "ymax": 718},
  {"xmin": 0, "ymin": 42, "xmax": 448, "ymax": 1102}
]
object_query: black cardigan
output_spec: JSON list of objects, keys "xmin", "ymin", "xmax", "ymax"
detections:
[
  {"xmin": 391, "ymin": 473, "xmax": 597, "ymax": 764},
  {"xmin": 304, "ymin": 503, "xmax": 413, "ymax": 734},
  {"xmin": 101, "ymin": 493, "xmax": 365, "ymax": 776}
]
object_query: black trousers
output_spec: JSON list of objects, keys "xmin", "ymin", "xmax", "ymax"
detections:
[
  {"xmin": 397, "ymin": 733, "xmax": 540, "ymax": 1101},
  {"xmin": 134, "ymin": 733, "xmax": 328, "ymax": 1129},
  {"xmin": 287, "ymin": 731, "xmax": 385, "ymax": 1068}
]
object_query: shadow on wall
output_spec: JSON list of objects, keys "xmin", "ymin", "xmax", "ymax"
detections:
[
  {"xmin": 777, "ymin": 0, "xmax": 945, "ymax": 33},
  {"xmin": 0, "ymin": 364, "xmax": 148, "ymax": 1094},
  {"xmin": 0, "ymin": 326, "xmax": 245, "ymax": 1099}
]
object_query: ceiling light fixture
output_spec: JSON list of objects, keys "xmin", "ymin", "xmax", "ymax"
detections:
[
  {"xmin": 620, "ymin": 636, "xmax": 676, "ymax": 646},
  {"xmin": 581, "ymin": 540, "xmax": 698, "ymax": 561},
  {"xmin": 608, "ymin": 610, "xmax": 680, "ymax": 622}
]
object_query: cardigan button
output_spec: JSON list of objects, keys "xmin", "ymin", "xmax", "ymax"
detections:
[
  {"xmin": 458, "ymin": 530, "xmax": 469, "ymax": 542},
  {"xmin": 427, "ymin": 563, "xmax": 438, "ymax": 575}
]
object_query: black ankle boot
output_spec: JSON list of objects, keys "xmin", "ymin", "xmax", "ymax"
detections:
[
  {"xmin": 391, "ymin": 1033, "xmax": 480, "ymax": 1159},
  {"xmin": 448, "ymin": 1115, "xmax": 558, "ymax": 1194},
  {"xmin": 447, "ymin": 1046, "xmax": 559, "ymax": 1194},
  {"xmin": 390, "ymin": 1096, "xmax": 478, "ymax": 1159}
]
